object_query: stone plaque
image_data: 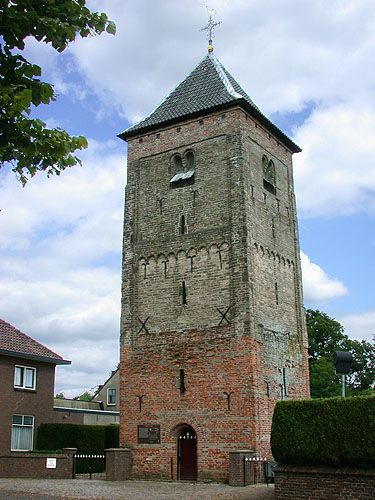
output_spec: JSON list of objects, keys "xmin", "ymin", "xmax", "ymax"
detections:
[{"xmin": 138, "ymin": 425, "xmax": 160, "ymax": 444}]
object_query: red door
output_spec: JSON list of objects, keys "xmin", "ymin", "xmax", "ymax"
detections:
[{"xmin": 177, "ymin": 427, "xmax": 197, "ymax": 480}]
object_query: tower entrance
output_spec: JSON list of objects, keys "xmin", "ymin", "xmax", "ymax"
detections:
[{"xmin": 177, "ymin": 425, "xmax": 197, "ymax": 481}]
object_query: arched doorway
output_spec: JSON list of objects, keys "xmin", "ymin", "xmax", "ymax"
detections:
[{"xmin": 177, "ymin": 425, "xmax": 197, "ymax": 480}]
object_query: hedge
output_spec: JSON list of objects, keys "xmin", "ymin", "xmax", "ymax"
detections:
[
  {"xmin": 36, "ymin": 424, "xmax": 119, "ymax": 473},
  {"xmin": 271, "ymin": 395, "xmax": 374, "ymax": 468}
]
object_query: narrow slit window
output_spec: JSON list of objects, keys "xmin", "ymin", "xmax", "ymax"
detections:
[
  {"xmin": 265, "ymin": 381, "xmax": 270, "ymax": 398},
  {"xmin": 283, "ymin": 368, "xmax": 288, "ymax": 398},
  {"xmin": 275, "ymin": 282, "xmax": 279, "ymax": 305},
  {"xmin": 179, "ymin": 369, "xmax": 186, "ymax": 393},
  {"xmin": 180, "ymin": 215, "xmax": 186, "ymax": 235},
  {"xmin": 181, "ymin": 281, "xmax": 187, "ymax": 305}
]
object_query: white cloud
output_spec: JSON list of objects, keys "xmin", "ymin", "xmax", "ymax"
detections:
[
  {"xmin": 294, "ymin": 103, "xmax": 375, "ymax": 217},
  {"xmin": 16, "ymin": 2, "xmax": 375, "ymax": 219},
  {"xmin": 62, "ymin": 0, "xmax": 375, "ymax": 119},
  {"xmin": 0, "ymin": 140, "xmax": 125, "ymax": 396},
  {"xmin": 2, "ymin": 0, "xmax": 373, "ymax": 395},
  {"xmin": 338, "ymin": 310, "xmax": 375, "ymax": 343},
  {"xmin": 24, "ymin": 0, "xmax": 374, "ymax": 218},
  {"xmin": 301, "ymin": 251, "xmax": 349, "ymax": 302}
]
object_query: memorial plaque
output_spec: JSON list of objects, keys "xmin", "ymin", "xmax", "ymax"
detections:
[{"xmin": 138, "ymin": 425, "xmax": 160, "ymax": 444}]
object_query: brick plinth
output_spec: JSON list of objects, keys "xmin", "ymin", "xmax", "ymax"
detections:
[
  {"xmin": 274, "ymin": 465, "xmax": 375, "ymax": 499},
  {"xmin": 105, "ymin": 448, "xmax": 132, "ymax": 481},
  {"xmin": 228, "ymin": 450, "xmax": 255, "ymax": 486}
]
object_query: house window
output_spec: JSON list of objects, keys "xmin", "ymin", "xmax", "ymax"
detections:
[
  {"xmin": 107, "ymin": 388, "xmax": 117, "ymax": 406},
  {"xmin": 14, "ymin": 366, "xmax": 36, "ymax": 390},
  {"xmin": 11, "ymin": 415, "xmax": 34, "ymax": 451}
]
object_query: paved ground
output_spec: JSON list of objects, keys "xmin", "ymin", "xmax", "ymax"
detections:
[{"xmin": 0, "ymin": 478, "xmax": 274, "ymax": 499}]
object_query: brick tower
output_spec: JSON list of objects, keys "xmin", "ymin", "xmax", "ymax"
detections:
[{"xmin": 118, "ymin": 51, "xmax": 310, "ymax": 482}]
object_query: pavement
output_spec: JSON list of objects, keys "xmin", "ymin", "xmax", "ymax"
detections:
[{"xmin": 0, "ymin": 478, "xmax": 274, "ymax": 499}]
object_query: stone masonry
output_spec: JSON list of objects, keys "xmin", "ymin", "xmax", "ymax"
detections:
[{"xmin": 119, "ymin": 54, "xmax": 310, "ymax": 482}]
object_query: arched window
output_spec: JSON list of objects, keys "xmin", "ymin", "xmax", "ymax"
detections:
[
  {"xmin": 170, "ymin": 151, "xmax": 195, "ymax": 188},
  {"xmin": 171, "ymin": 154, "xmax": 183, "ymax": 176},
  {"xmin": 263, "ymin": 156, "xmax": 276, "ymax": 195},
  {"xmin": 185, "ymin": 151, "xmax": 195, "ymax": 172}
]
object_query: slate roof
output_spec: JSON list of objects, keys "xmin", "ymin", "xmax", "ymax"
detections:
[
  {"xmin": 0, "ymin": 318, "xmax": 70, "ymax": 365},
  {"xmin": 119, "ymin": 54, "xmax": 301, "ymax": 153}
]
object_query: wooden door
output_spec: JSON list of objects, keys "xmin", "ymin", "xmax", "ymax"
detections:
[{"xmin": 178, "ymin": 427, "xmax": 197, "ymax": 480}]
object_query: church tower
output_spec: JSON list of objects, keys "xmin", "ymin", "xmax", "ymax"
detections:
[{"xmin": 118, "ymin": 48, "xmax": 310, "ymax": 481}]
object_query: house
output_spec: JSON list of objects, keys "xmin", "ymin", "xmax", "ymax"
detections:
[
  {"xmin": 52, "ymin": 368, "xmax": 120, "ymax": 425},
  {"xmin": 0, "ymin": 318, "xmax": 70, "ymax": 455},
  {"xmin": 92, "ymin": 368, "xmax": 120, "ymax": 411},
  {"xmin": 53, "ymin": 396, "xmax": 119, "ymax": 425}
]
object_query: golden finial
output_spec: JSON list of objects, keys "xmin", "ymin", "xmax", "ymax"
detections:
[{"xmin": 201, "ymin": 8, "xmax": 222, "ymax": 54}]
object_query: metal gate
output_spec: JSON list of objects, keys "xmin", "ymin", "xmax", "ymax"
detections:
[
  {"xmin": 73, "ymin": 453, "xmax": 105, "ymax": 479},
  {"xmin": 242, "ymin": 457, "xmax": 277, "ymax": 486}
]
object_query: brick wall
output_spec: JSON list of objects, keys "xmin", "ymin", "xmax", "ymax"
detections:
[
  {"xmin": 275, "ymin": 465, "xmax": 375, "ymax": 499},
  {"xmin": 0, "ymin": 452, "xmax": 74, "ymax": 479}
]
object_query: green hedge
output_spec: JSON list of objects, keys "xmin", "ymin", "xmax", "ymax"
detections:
[
  {"xmin": 271, "ymin": 396, "xmax": 375, "ymax": 468},
  {"xmin": 36, "ymin": 424, "xmax": 119, "ymax": 473},
  {"xmin": 104, "ymin": 424, "xmax": 120, "ymax": 449}
]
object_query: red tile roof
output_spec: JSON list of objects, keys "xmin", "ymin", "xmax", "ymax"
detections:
[{"xmin": 0, "ymin": 318, "xmax": 70, "ymax": 364}]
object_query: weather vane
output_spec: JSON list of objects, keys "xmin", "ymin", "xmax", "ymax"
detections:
[{"xmin": 201, "ymin": 8, "xmax": 222, "ymax": 53}]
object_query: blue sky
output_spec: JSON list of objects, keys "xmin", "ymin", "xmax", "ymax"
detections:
[{"xmin": 0, "ymin": 0, "xmax": 374, "ymax": 397}]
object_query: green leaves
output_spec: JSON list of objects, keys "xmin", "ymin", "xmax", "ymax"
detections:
[
  {"xmin": 106, "ymin": 21, "xmax": 116, "ymax": 35},
  {"xmin": 306, "ymin": 309, "xmax": 375, "ymax": 398},
  {"xmin": 0, "ymin": 0, "xmax": 116, "ymax": 184}
]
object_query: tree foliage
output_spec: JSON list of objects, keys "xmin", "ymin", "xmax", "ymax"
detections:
[
  {"xmin": 73, "ymin": 389, "xmax": 95, "ymax": 401},
  {"xmin": 306, "ymin": 309, "xmax": 374, "ymax": 398},
  {"xmin": 0, "ymin": 0, "xmax": 116, "ymax": 184}
]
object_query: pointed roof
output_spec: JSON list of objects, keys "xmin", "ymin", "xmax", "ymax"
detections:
[
  {"xmin": 0, "ymin": 318, "xmax": 70, "ymax": 365},
  {"xmin": 119, "ymin": 54, "xmax": 300, "ymax": 153}
]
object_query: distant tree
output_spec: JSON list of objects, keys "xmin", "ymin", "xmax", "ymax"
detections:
[
  {"xmin": 0, "ymin": 0, "xmax": 116, "ymax": 185},
  {"xmin": 306, "ymin": 309, "xmax": 374, "ymax": 398},
  {"xmin": 55, "ymin": 391, "xmax": 66, "ymax": 399},
  {"xmin": 73, "ymin": 390, "xmax": 95, "ymax": 402}
]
